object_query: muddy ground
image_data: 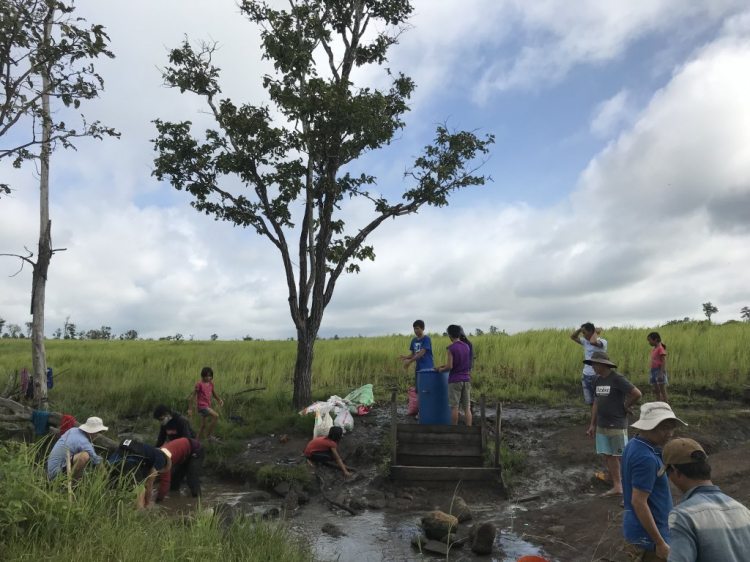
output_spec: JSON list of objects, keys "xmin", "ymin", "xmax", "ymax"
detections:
[{"xmin": 175, "ymin": 399, "xmax": 750, "ymax": 562}]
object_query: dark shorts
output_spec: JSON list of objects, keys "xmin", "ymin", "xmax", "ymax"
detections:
[
  {"xmin": 649, "ymin": 368, "xmax": 668, "ymax": 385},
  {"xmin": 199, "ymin": 408, "xmax": 213, "ymax": 417}
]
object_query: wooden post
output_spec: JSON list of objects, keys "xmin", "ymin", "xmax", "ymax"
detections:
[
  {"xmin": 480, "ymin": 394, "xmax": 486, "ymax": 452},
  {"xmin": 390, "ymin": 390, "xmax": 397, "ymax": 466},
  {"xmin": 494, "ymin": 401, "xmax": 501, "ymax": 468}
]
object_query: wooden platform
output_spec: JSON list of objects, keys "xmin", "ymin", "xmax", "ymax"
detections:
[{"xmin": 388, "ymin": 392, "xmax": 505, "ymax": 490}]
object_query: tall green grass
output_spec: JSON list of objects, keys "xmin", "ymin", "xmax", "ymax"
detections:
[
  {"xmin": 0, "ymin": 322, "xmax": 747, "ymax": 417},
  {"xmin": 0, "ymin": 441, "xmax": 314, "ymax": 562}
]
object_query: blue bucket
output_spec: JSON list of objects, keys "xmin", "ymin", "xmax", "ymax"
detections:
[{"xmin": 416, "ymin": 369, "xmax": 452, "ymax": 425}]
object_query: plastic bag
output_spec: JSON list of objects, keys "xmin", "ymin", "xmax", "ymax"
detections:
[
  {"xmin": 343, "ymin": 384, "xmax": 374, "ymax": 406},
  {"xmin": 299, "ymin": 401, "xmax": 331, "ymax": 416},
  {"xmin": 406, "ymin": 387, "xmax": 419, "ymax": 415},
  {"xmin": 313, "ymin": 406, "xmax": 333, "ymax": 438},
  {"xmin": 356, "ymin": 405, "xmax": 371, "ymax": 416},
  {"xmin": 334, "ymin": 408, "xmax": 354, "ymax": 433}
]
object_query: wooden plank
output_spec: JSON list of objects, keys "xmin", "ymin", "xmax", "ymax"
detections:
[
  {"xmin": 396, "ymin": 443, "xmax": 482, "ymax": 457},
  {"xmin": 390, "ymin": 390, "xmax": 397, "ymax": 466},
  {"xmin": 397, "ymin": 455, "xmax": 484, "ymax": 467},
  {"xmin": 389, "ymin": 466, "xmax": 504, "ymax": 483},
  {"xmin": 494, "ymin": 401, "xmax": 501, "ymax": 469},
  {"xmin": 397, "ymin": 424, "xmax": 480, "ymax": 435},
  {"xmin": 480, "ymin": 393, "xmax": 487, "ymax": 453},
  {"xmin": 397, "ymin": 432, "xmax": 482, "ymax": 445}
]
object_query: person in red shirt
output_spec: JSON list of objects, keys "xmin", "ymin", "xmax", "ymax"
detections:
[
  {"xmin": 304, "ymin": 427, "xmax": 351, "ymax": 478},
  {"xmin": 156, "ymin": 437, "xmax": 204, "ymax": 501},
  {"xmin": 188, "ymin": 367, "xmax": 223, "ymax": 441},
  {"xmin": 647, "ymin": 331, "xmax": 669, "ymax": 404}
]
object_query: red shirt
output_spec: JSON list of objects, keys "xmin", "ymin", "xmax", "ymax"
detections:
[
  {"xmin": 303, "ymin": 437, "xmax": 337, "ymax": 457},
  {"xmin": 650, "ymin": 344, "xmax": 666, "ymax": 369},
  {"xmin": 157, "ymin": 438, "xmax": 201, "ymax": 500},
  {"xmin": 195, "ymin": 380, "xmax": 214, "ymax": 410}
]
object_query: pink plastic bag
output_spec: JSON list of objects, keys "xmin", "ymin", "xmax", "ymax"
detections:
[
  {"xmin": 406, "ymin": 387, "xmax": 419, "ymax": 415},
  {"xmin": 356, "ymin": 405, "xmax": 371, "ymax": 416}
]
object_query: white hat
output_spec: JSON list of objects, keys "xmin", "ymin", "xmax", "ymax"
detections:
[
  {"xmin": 79, "ymin": 416, "xmax": 108, "ymax": 433},
  {"xmin": 631, "ymin": 402, "xmax": 686, "ymax": 431}
]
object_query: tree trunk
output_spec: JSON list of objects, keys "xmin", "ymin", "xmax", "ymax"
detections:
[
  {"xmin": 30, "ymin": 3, "xmax": 54, "ymax": 410},
  {"xmin": 292, "ymin": 326, "xmax": 316, "ymax": 410}
]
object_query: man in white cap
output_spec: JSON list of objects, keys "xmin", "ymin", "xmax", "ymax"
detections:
[
  {"xmin": 47, "ymin": 416, "xmax": 108, "ymax": 481},
  {"xmin": 662, "ymin": 438, "xmax": 750, "ymax": 562},
  {"xmin": 618, "ymin": 402, "xmax": 686, "ymax": 561}
]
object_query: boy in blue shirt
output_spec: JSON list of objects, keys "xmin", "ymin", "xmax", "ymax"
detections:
[{"xmin": 398, "ymin": 319, "xmax": 434, "ymax": 390}]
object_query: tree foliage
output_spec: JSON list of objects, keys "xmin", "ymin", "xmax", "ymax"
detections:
[
  {"xmin": 0, "ymin": 0, "xmax": 119, "ymax": 197},
  {"xmin": 702, "ymin": 302, "xmax": 718, "ymax": 323},
  {"xmin": 152, "ymin": 0, "xmax": 494, "ymax": 407},
  {"xmin": 741, "ymin": 306, "xmax": 750, "ymax": 322}
]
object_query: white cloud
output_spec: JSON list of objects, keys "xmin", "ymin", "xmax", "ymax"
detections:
[{"xmin": 590, "ymin": 90, "xmax": 632, "ymax": 137}]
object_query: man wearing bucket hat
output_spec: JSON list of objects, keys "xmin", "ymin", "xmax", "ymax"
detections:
[
  {"xmin": 585, "ymin": 351, "xmax": 642, "ymax": 498},
  {"xmin": 618, "ymin": 402, "xmax": 686, "ymax": 561},
  {"xmin": 662, "ymin": 438, "xmax": 750, "ymax": 562},
  {"xmin": 47, "ymin": 416, "xmax": 108, "ymax": 481}
]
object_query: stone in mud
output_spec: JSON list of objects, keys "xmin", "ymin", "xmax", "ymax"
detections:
[
  {"xmin": 421, "ymin": 511, "xmax": 459, "ymax": 541},
  {"xmin": 445, "ymin": 496, "xmax": 473, "ymax": 523},
  {"xmin": 348, "ymin": 497, "xmax": 366, "ymax": 511},
  {"xmin": 243, "ymin": 490, "xmax": 272, "ymax": 502},
  {"xmin": 469, "ymin": 522, "xmax": 496, "ymax": 554},
  {"xmin": 262, "ymin": 507, "xmax": 280, "ymax": 519},
  {"xmin": 548, "ymin": 525, "xmax": 566, "ymax": 535},
  {"xmin": 273, "ymin": 482, "xmax": 291, "ymax": 497},
  {"xmin": 321, "ymin": 522, "xmax": 345, "ymax": 537},
  {"xmin": 411, "ymin": 535, "xmax": 429, "ymax": 549},
  {"xmin": 366, "ymin": 498, "xmax": 386, "ymax": 509},
  {"xmin": 297, "ymin": 490, "xmax": 310, "ymax": 504},
  {"xmin": 214, "ymin": 502, "xmax": 241, "ymax": 530},
  {"xmin": 283, "ymin": 490, "xmax": 299, "ymax": 512},
  {"xmin": 421, "ymin": 540, "xmax": 450, "ymax": 555},
  {"xmin": 441, "ymin": 532, "xmax": 469, "ymax": 547}
]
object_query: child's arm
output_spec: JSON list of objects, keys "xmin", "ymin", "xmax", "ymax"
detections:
[
  {"xmin": 212, "ymin": 387, "xmax": 224, "ymax": 407},
  {"xmin": 331, "ymin": 447, "xmax": 351, "ymax": 478},
  {"xmin": 658, "ymin": 354, "xmax": 667, "ymax": 382}
]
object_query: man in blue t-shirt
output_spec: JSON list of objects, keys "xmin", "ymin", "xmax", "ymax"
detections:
[
  {"xmin": 620, "ymin": 402, "xmax": 686, "ymax": 561},
  {"xmin": 398, "ymin": 319, "xmax": 434, "ymax": 389}
]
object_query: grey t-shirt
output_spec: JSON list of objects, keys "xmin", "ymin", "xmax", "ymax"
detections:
[{"xmin": 594, "ymin": 371, "xmax": 634, "ymax": 429}]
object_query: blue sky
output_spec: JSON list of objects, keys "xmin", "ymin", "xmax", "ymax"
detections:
[{"xmin": 2, "ymin": 0, "xmax": 750, "ymax": 340}]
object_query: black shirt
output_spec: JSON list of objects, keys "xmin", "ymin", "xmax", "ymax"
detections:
[{"xmin": 594, "ymin": 371, "xmax": 635, "ymax": 429}]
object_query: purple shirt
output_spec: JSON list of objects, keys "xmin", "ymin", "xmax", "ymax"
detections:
[{"xmin": 447, "ymin": 341, "xmax": 471, "ymax": 383}]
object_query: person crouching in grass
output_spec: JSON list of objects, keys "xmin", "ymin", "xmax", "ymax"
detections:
[
  {"xmin": 304, "ymin": 427, "xmax": 351, "ymax": 478},
  {"xmin": 585, "ymin": 351, "xmax": 642, "ymax": 498},
  {"xmin": 437, "ymin": 324, "xmax": 472, "ymax": 426}
]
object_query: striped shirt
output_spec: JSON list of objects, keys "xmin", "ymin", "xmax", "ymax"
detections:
[{"xmin": 668, "ymin": 485, "xmax": 750, "ymax": 562}]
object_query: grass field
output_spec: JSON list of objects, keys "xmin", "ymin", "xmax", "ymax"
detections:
[{"xmin": 1, "ymin": 322, "xmax": 747, "ymax": 421}]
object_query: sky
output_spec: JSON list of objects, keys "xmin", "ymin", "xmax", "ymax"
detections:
[{"xmin": 2, "ymin": 0, "xmax": 750, "ymax": 340}]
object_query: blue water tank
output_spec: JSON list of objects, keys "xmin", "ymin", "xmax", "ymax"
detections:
[{"xmin": 416, "ymin": 369, "xmax": 452, "ymax": 425}]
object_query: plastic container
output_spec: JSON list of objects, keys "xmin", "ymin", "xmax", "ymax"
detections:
[
  {"xmin": 516, "ymin": 556, "xmax": 551, "ymax": 562},
  {"xmin": 416, "ymin": 369, "xmax": 451, "ymax": 425}
]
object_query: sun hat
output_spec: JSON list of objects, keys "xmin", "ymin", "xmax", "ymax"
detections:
[
  {"xmin": 583, "ymin": 350, "xmax": 617, "ymax": 368},
  {"xmin": 657, "ymin": 438, "xmax": 707, "ymax": 476},
  {"xmin": 630, "ymin": 402, "xmax": 687, "ymax": 431},
  {"xmin": 79, "ymin": 416, "xmax": 108, "ymax": 433}
]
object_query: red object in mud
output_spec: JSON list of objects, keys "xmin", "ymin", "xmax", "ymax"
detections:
[
  {"xmin": 517, "ymin": 557, "xmax": 550, "ymax": 562},
  {"xmin": 356, "ymin": 405, "xmax": 371, "ymax": 416},
  {"xmin": 406, "ymin": 387, "xmax": 419, "ymax": 415}
]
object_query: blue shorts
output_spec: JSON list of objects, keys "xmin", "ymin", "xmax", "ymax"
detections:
[
  {"xmin": 582, "ymin": 374, "xmax": 597, "ymax": 405},
  {"xmin": 199, "ymin": 408, "xmax": 213, "ymax": 417},
  {"xmin": 649, "ymin": 368, "xmax": 668, "ymax": 385},
  {"xmin": 596, "ymin": 428, "xmax": 628, "ymax": 456}
]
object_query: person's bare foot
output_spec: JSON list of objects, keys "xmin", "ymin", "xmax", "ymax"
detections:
[{"xmin": 600, "ymin": 489, "xmax": 623, "ymax": 498}]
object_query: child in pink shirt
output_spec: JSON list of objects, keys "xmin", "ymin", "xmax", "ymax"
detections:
[
  {"xmin": 647, "ymin": 331, "xmax": 668, "ymax": 404},
  {"xmin": 188, "ymin": 367, "xmax": 223, "ymax": 441}
]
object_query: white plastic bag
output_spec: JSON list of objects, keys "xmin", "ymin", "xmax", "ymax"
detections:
[
  {"xmin": 334, "ymin": 408, "xmax": 354, "ymax": 433},
  {"xmin": 313, "ymin": 406, "xmax": 334, "ymax": 438}
]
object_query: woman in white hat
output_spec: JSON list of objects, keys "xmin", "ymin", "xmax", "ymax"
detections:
[{"xmin": 47, "ymin": 416, "xmax": 108, "ymax": 481}]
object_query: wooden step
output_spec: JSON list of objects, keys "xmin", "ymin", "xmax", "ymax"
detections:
[
  {"xmin": 397, "ymin": 455, "xmax": 484, "ymax": 467},
  {"xmin": 396, "ymin": 443, "xmax": 482, "ymax": 457},
  {"xmin": 389, "ymin": 466, "xmax": 503, "ymax": 483},
  {"xmin": 397, "ymin": 424, "xmax": 480, "ymax": 435},
  {"xmin": 397, "ymin": 432, "xmax": 482, "ymax": 446}
]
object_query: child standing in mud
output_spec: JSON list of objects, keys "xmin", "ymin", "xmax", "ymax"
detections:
[
  {"xmin": 188, "ymin": 367, "xmax": 223, "ymax": 441},
  {"xmin": 647, "ymin": 331, "xmax": 668, "ymax": 404}
]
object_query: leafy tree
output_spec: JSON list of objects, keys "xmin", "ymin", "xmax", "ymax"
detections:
[
  {"xmin": 741, "ymin": 306, "xmax": 750, "ymax": 322},
  {"xmin": 153, "ymin": 0, "xmax": 494, "ymax": 408},
  {"xmin": 210, "ymin": 334, "xmax": 218, "ymax": 342},
  {"xmin": 0, "ymin": 316, "xmax": 5, "ymax": 335},
  {"xmin": 24, "ymin": 321, "xmax": 32, "ymax": 337},
  {"xmin": 63, "ymin": 320, "xmax": 76, "ymax": 339},
  {"xmin": 52, "ymin": 327, "xmax": 61, "ymax": 338},
  {"xmin": 475, "ymin": 328, "xmax": 484, "ymax": 337},
  {"xmin": 489, "ymin": 325, "xmax": 499, "ymax": 335},
  {"xmin": 702, "ymin": 302, "xmax": 718, "ymax": 323},
  {"xmin": 0, "ymin": 0, "xmax": 118, "ymax": 197},
  {"xmin": 7, "ymin": 323, "xmax": 21, "ymax": 338},
  {"xmin": 242, "ymin": 334, "xmax": 253, "ymax": 341},
  {"xmin": 120, "ymin": 329, "xmax": 138, "ymax": 340}
]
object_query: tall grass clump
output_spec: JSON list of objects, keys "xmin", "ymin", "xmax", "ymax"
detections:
[
  {"xmin": 0, "ymin": 441, "xmax": 314, "ymax": 562},
  {"xmin": 0, "ymin": 321, "xmax": 747, "ymax": 416}
]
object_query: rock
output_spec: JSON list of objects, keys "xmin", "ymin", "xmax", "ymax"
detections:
[
  {"xmin": 283, "ymin": 490, "xmax": 299, "ymax": 512},
  {"xmin": 441, "ymin": 532, "xmax": 469, "ymax": 547},
  {"xmin": 243, "ymin": 490, "xmax": 272, "ymax": 502},
  {"xmin": 469, "ymin": 522, "xmax": 496, "ymax": 555},
  {"xmin": 262, "ymin": 507, "xmax": 280, "ymax": 519},
  {"xmin": 421, "ymin": 511, "xmax": 459, "ymax": 541},
  {"xmin": 397, "ymin": 491, "xmax": 414, "ymax": 501},
  {"xmin": 411, "ymin": 535, "xmax": 429, "ymax": 549},
  {"xmin": 214, "ymin": 502, "xmax": 241, "ymax": 530},
  {"xmin": 548, "ymin": 525, "xmax": 566, "ymax": 535},
  {"xmin": 367, "ymin": 498, "xmax": 386, "ymax": 509},
  {"xmin": 349, "ymin": 498, "xmax": 366, "ymax": 511},
  {"xmin": 321, "ymin": 522, "xmax": 345, "ymax": 537},
  {"xmin": 421, "ymin": 540, "xmax": 450, "ymax": 555},
  {"xmin": 384, "ymin": 492, "xmax": 396, "ymax": 500},
  {"xmin": 446, "ymin": 496, "xmax": 473, "ymax": 523},
  {"xmin": 273, "ymin": 482, "xmax": 291, "ymax": 497},
  {"xmin": 297, "ymin": 491, "xmax": 310, "ymax": 504}
]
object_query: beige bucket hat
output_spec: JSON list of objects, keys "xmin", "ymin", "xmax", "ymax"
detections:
[
  {"xmin": 79, "ymin": 416, "xmax": 108, "ymax": 433},
  {"xmin": 631, "ymin": 402, "xmax": 687, "ymax": 431}
]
